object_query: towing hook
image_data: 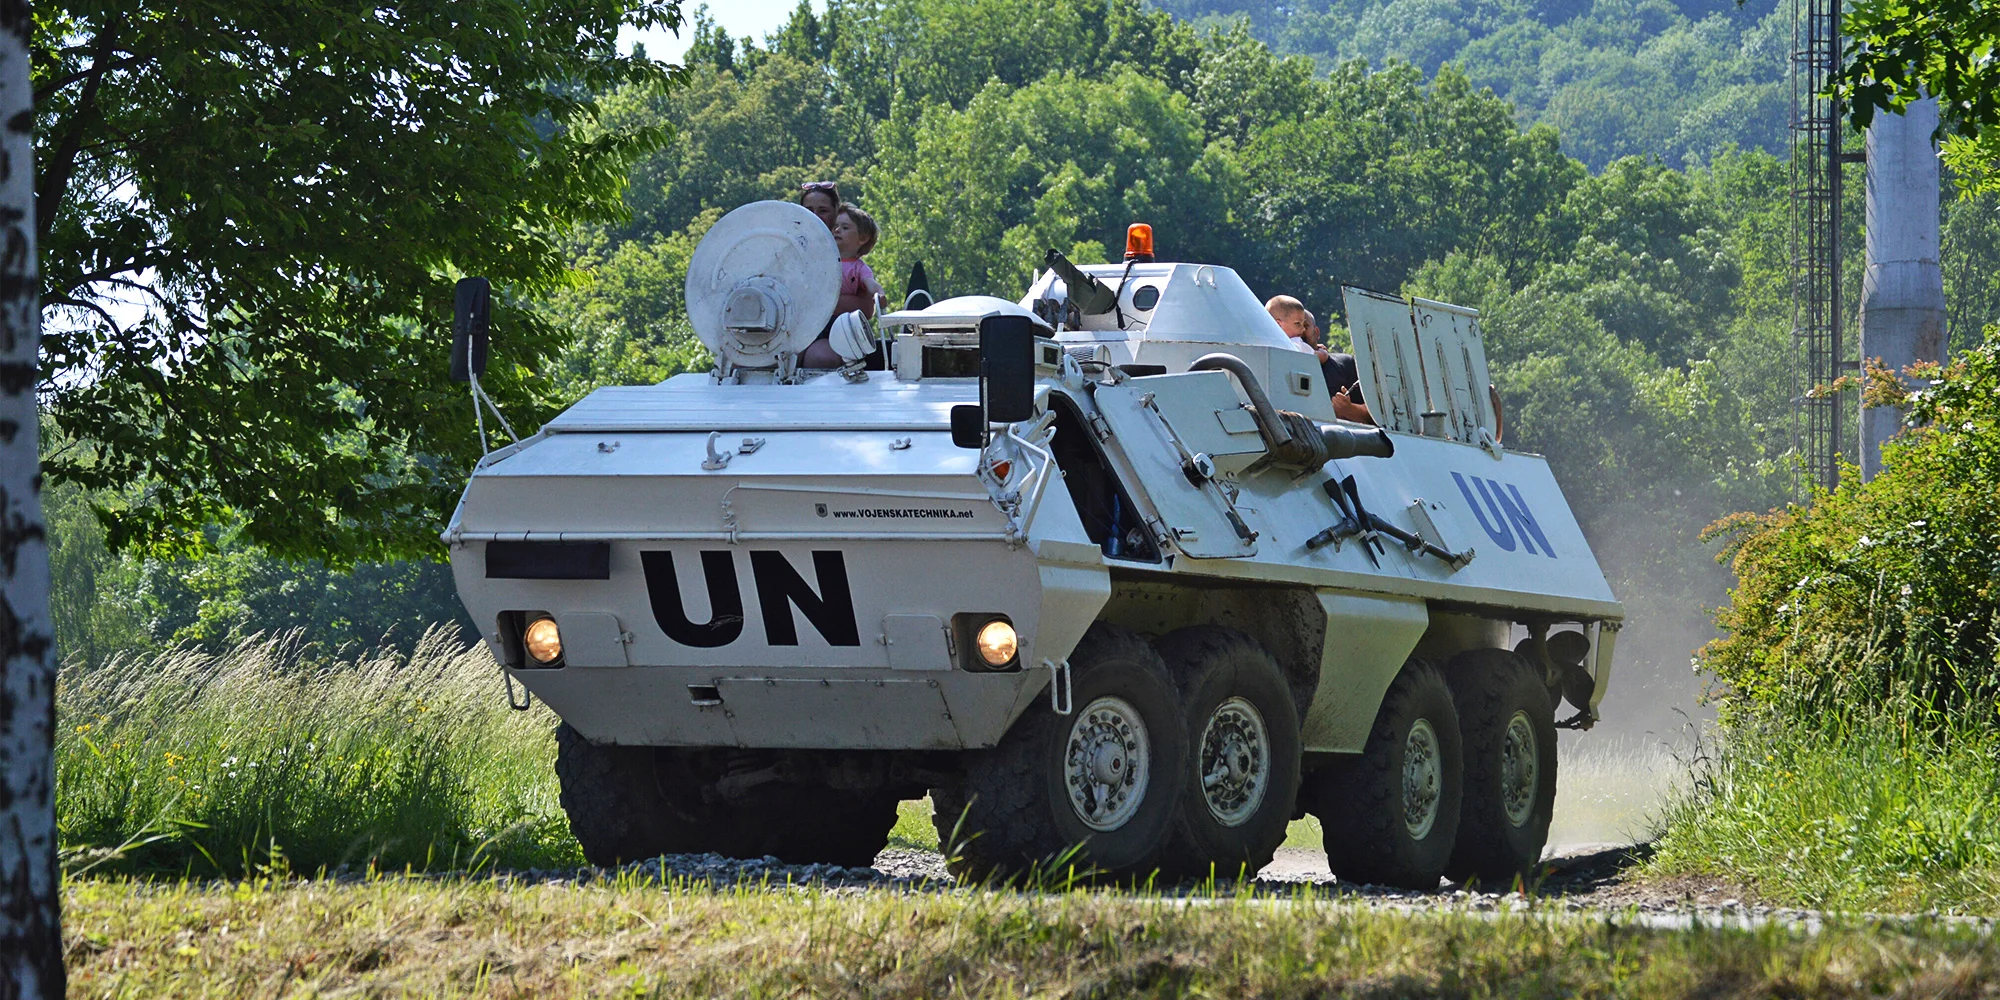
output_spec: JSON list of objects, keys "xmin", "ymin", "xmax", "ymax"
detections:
[{"xmin": 701, "ymin": 430, "xmax": 734, "ymax": 470}]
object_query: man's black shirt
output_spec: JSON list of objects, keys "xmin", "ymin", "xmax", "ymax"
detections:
[{"xmin": 1321, "ymin": 352, "xmax": 1365, "ymax": 405}]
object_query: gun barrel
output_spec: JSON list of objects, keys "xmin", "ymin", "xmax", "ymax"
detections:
[{"xmin": 1044, "ymin": 249, "xmax": 1119, "ymax": 315}]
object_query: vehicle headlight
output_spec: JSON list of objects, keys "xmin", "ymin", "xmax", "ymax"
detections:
[
  {"xmin": 975, "ymin": 619, "xmax": 1018, "ymax": 666},
  {"xmin": 523, "ymin": 617, "xmax": 563, "ymax": 665}
]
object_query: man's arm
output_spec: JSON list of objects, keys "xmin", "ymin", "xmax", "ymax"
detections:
[{"xmin": 1333, "ymin": 385, "xmax": 1374, "ymax": 424}]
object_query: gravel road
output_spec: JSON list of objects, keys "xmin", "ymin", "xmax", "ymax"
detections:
[
  {"xmin": 487, "ymin": 841, "xmax": 1804, "ymax": 921},
  {"xmin": 478, "ymin": 845, "xmax": 2000, "ymax": 932}
]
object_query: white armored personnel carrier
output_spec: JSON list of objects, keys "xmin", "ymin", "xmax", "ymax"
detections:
[{"xmin": 445, "ymin": 202, "xmax": 1623, "ymax": 887}]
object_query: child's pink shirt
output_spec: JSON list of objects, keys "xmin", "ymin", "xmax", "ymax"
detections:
[{"xmin": 838, "ymin": 258, "xmax": 882, "ymax": 318}]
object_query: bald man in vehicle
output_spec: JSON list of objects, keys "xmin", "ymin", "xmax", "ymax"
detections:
[{"xmin": 1265, "ymin": 295, "xmax": 1373, "ymax": 424}]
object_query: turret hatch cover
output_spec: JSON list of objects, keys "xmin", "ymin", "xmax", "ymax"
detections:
[{"xmin": 1090, "ymin": 378, "xmax": 1258, "ymax": 560}]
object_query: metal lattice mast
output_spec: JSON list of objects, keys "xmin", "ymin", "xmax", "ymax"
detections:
[{"xmin": 1790, "ymin": 0, "xmax": 1847, "ymax": 493}]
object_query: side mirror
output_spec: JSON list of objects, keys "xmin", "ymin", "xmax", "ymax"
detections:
[
  {"xmin": 452, "ymin": 277, "xmax": 491, "ymax": 382},
  {"xmin": 950, "ymin": 404, "xmax": 986, "ymax": 449},
  {"xmin": 979, "ymin": 314, "xmax": 1036, "ymax": 423}
]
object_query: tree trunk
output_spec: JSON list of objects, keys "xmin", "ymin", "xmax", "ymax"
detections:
[{"xmin": 0, "ymin": 0, "xmax": 62, "ymax": 996}]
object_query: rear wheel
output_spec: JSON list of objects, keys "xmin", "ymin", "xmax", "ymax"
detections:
[
  {"xmin": 1444, "ymin": 648, "xmax": 1558, "ymax": 886},
  {"xmin": 1306, "ymin": 659, "xmax": 1462, "ymax": 890},
  {"xmin": 932, "ymin": 623, "xmax": 1185, "ymax": 882},
  {"xmin": 1155, "ymin": 627, "xmax": 1301, "ymax": 879}
]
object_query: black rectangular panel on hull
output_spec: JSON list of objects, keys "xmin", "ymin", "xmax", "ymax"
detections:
[{"xmin": 485, "ymin": 541, "xmax": 612, "ymax": 580}]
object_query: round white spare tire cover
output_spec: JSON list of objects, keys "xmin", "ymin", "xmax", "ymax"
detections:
[{"xmin": 685, "ymin": 200, "xmax": 840, "ymax": 367}]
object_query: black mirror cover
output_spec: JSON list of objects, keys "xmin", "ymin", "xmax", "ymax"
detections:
[
  {"xmin": 452, "ymin": 277, "xmax": 491, "ymax": 382},
  {"xmin": 979, "ymin": 314, "xmax": 1036, "ymax": 423},
  {"xmin": 950, "ymin": 403, "xmax": 986, "ymax": 449}
]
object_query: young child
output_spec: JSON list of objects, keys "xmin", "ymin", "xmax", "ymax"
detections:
[
  {"xmin": 801, "ymin": 202, "xmax": 886, "ymax": 367},
  {"xmin": 831, "ymin": 202, "xmax": 884, "ymax": 318}
]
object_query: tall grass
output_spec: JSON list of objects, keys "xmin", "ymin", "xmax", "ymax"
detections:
[
  {"xmin": 57, "ymin": 629, "xmax": 579, "ymax": 876},
  {"xmin": 1650, "ymin": 691, "xmax": 2000, "ymax": 913}
]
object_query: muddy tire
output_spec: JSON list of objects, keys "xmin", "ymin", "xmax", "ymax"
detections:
[
  {"xmin": 556, "ymin": 723, "xmax": 727, "ymax": 866},
  {"xmin": 1443, "ymin": 648, "xmax": 1558, "ymax": 886},
  {"xmin": 932, "ymin": 623, "xmax": 1186, "ymax": 883},
  {"xmin": 1307, "ymin": 659, "xmax": 1462, "ymax": 890},
  {"xmin": 1155, "ymin": 626, "xmax": 1301, "ymax": 879}
]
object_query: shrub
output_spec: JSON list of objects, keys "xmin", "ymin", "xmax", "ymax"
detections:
[{"xmin": 1697, "ymin": 331, "xmax": 2000, "ymax": 726}]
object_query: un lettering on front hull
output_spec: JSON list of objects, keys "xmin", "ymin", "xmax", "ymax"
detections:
[
  {"xmin": 622, "ymin": 542, "xmax": 1043, "ymax": 667},
  {"xmin": 642, "ymin": 548, "xmax": 861, "ymax": 649}
]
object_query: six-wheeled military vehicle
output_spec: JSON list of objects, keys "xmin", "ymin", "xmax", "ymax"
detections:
[{"xmin": 444, "ymin": 201, "xmax": 1623, "ymax": 888}]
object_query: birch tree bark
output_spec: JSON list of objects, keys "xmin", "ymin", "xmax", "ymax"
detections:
[{"xmin": 0, "ymin": 0, "xmax": 61, "ymax": 996}]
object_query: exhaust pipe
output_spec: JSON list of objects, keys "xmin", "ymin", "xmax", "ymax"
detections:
[
  {"xmin": 1187, "ymin": 353, "xmax": 1393, "ymax": 467},
  {"xmin": 1187, "ymin": 353, "xmax": 1294, "ymax": 449},
  {"xmin": 1318, "ymin": 422, "xmax": 1394, "ymax": 460}
]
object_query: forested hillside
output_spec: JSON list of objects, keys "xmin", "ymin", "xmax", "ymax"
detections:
[
  {"xmin": 45, "ymin": 0, "xmax": 2000, "ymax": 690},
  {"xmin": 1152, "ymin": 0, "xmax": 1789, "ymax": 169}
]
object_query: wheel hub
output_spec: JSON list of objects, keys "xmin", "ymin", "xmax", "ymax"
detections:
[
  {"xmin": 1402, "ymin": 718, "xmax": 1442, "ymax": 840},
  {"xmin": 1089, "ymin": 742, "xmax": 1127, "ymax": 785},
  {"xmin": 1501, "ymin": 710, "xmax": 1539, "ymax": 828},
  {"xmin": 1199, "ymin": 697, "xmax": 1270, "ymax": 827},
  {"xmin": 1064, "ymin": 696, "xmax": 1152, "ymax": 832}
]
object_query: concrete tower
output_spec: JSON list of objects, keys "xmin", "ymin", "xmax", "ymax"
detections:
[{"xmin": 1857, "ymin": 97, "xmax": 1948, "ymax": 480}]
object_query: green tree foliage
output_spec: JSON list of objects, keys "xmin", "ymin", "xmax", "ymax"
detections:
[
  {"xmin": 869, "ymin": 69, "xmax": 1237, "ymax": 297},
  {"xmin": 1237, "ymin": 63, "xmax": 1581, "ymax": 312},
  {"xmin": 41, "ymin": 477, "xmax": 147, "ymax": 667},
  {"xmin": 1699, "ymin": 334, "xmax": 2000, "ymax": 723},
  {"xmin": 1942, "ymin": 190, "xmax": 2000, "ymax": 347},
  {"xmin": 1841, "ymin": 0, "xmax": 2000, "ymax": 192},
  {"xmin": 33, "ymin": 1, "xmax": 681, "ymax": 564},
  {"xmin": 1153, "ymin": 0, "xmax": 1789, "ymax": 169},
  {"xmin": 824, "ymin": 0, "xmax": 1200, "ymax": 118},
  {"xmin": 608, "ymin": 54, "xmax": 863, "ymax": 243},
  {"xmin": 40, "ymin": 477, "xmax": 473, "ymax": 662},
  {"xmin": 1186, "ymin": 22, "xmax": 1326, "ymax": 146},
  {"xmin": 1841, "ymin": 0, "xmax": 1999, "ymax": 134}
]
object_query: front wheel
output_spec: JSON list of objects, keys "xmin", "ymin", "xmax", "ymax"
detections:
[
  {"xmin": 556, "ymin": 724, "xmax": 731, "ymax": 866},
  {"xmin": 1306, "ymin": 659, "xmax": 1462, "ymax": 890},
  {"xmin": 932, "ymin": 623, "xmax": 1186, "ymax": 882},
  {"xmin": 1155, "ymin": 626, "xmax": 1301, "ymax": 879}
]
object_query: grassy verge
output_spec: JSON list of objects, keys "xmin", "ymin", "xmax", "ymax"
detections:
[
  {"xmin": 1648, "ymin": 713, "xmax": 2000, "ymax": 914},
  {"xmin": 65, "ymin": 874, "xmax": 2000, "ymax": 999},
  {"xmin": 58, "ymin": 631, "xmax": 579, "ymax": 875}
]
